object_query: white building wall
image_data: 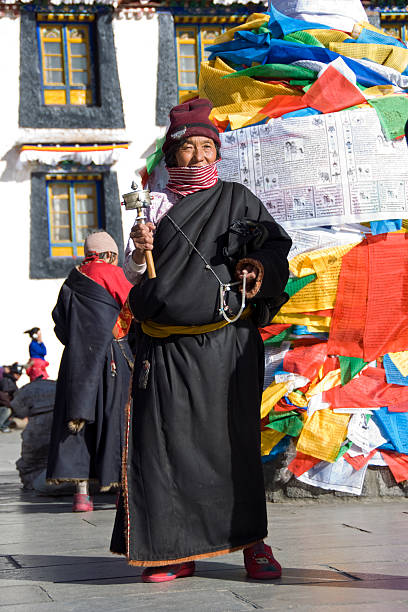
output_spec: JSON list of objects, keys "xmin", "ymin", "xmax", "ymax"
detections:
[
  {"xmin": 112, "ymin": 13, "xmax": 166, "ymax": 239},
  {"xmin": 0, "ymin": 13, "xmax": 163, "ymax": 382}
]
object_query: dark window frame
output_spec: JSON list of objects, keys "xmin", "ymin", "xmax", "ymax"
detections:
[
  {"xmin": 46, "ymin": 175, "xmax": 103, "ymax": 258},
  {"xmin": 30, "ymin": 168, "xmax": 124, "ymax": 279},
  {"xmin": 19, "ymin": 9, "xmax": 124, "ymax": 129},
  {"xmin": 37, "ymin": 18, "xmax": 97, "ymax": 106}
]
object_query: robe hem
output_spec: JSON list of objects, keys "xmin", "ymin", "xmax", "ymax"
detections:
[
  {"xmin": 46, "ymin": 478, "xmax": 119, "ymax": 489},
  {"xmin": 46, "ymin": 478, "xmax": 99, "ymax": 484},
  {"xmin": 114, "ymin": 538, "xmax": 265, "ymax": 567}
]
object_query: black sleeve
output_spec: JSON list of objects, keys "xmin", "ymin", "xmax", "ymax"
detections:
[
  {"xmin": 52, "ymin": 286, "xmax": 69, "ymax": 346},
  {"xmin": 10, "ymin": 388, "xmax": 30, "ymax": 418},
  {"xmin": 244, "ymin": 190, "xmax": 292, "ymax": 300},
  {"xmin": 0, "ymin": 377, "xmax": 17, "ymax": 395}
]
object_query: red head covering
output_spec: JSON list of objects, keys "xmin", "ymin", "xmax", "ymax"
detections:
[
  {"xmin": 26, "ymin": 359, "xmax": 49, "ymax": 382},
  {"xmin": 162, "ymin": 98, "xmax": 221, "ymax": 155}
]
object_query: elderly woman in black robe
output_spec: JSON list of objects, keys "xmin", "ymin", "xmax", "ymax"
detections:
[{"xmin": 110, "ymin": 98, "xmax": 291, "ymax": 582}]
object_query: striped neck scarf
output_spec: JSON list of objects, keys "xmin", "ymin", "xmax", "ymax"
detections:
[{"xmin": 166, "ymin": 161, "xmax": 219, "ymax": 197}]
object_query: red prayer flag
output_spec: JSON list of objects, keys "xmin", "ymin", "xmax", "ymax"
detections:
[
  {"xmin": 283, "ymin": 342, "xmax": 328, "ymax": 380},
  {"xmin": 259, "ymin": 323, "xmax": 291, "ymax": 342},
  {"xmin": 260, "ymin": 95, "xmax": 307, "ymax": 118},
  {"xmin": 328, "ymin": 234, "xmax": 408, "ymax": 361},
  {"xmin": 327, "ymin": 240, "xmax": 368, "ymax": 359},
  {"xmin": 140, "ymin": 166, "xmax": 149, "ymax": 188},
  {"xmin": 388, "ymin": 399, "xmax": 408, "ymax": 412},
  {"xmin": 323, "ymin": 367, "xmax": 408, "ymax": 408},
  {"xmin": 274, "ymin": 398, "xmax": 299, "ymax": 412},
  {"xmin": 303, "ymin": 309, "xmax": 333, "ymax": 317},
  {"xmin": 288, "ymin": 451, "xmax": 321, "ymax": 477},
  {"xmin": 322, "ymin": 356, "xmax": 340, "ymax": 377},
  {"xmin": 303, "ymin": 65, "xmax": 366, "ymax": 114},
  {"xmin": 381, "ymin": 451, "xmax": 408, "ymax": 483},
  {"xmin": 344, "ymin": 449, "xmax": 376, "ymax": 471}
]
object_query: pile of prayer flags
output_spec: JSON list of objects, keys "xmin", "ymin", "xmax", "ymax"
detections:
[{"xmin": 199, "ymin": 2, "xmax": 408, "ymax": 494}]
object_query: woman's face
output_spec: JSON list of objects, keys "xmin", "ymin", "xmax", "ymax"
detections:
[{"xmin": 175, "ymin": 136, "xmax": 217, "ymax": 168}]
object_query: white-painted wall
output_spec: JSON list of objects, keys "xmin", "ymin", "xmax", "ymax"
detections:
[
  {"xmin": 112, "ymin": 14, "xmax": 166, "ymax": 239},
  {"xmin": 0, "ymin": 13, "xmax": 164, "ymax": 383}
]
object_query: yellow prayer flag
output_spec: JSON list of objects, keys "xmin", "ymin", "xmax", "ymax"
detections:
[
  {"xmin": 363, "ymin": 85, "xmax": 397, "ymax": 99},
  {"xmin": 272, "ymin": 312, "xmax": 331, "ymax": 332},
  {"xmin": 228, "ymin": 112, "xmax": 268, "ymax": 130},
  {"xmin": 296, "ymin": 409, "xmax": 350, "ymax": 463},
  {"xmin": 261, "ymin": 382, "xmax": 290, "ymax": 419},
  {"xmin": 280, "ymin": 243, "xmax": 357, "ymax": 314},
  {"xmin": 213, "ymin": 57, "xmax": 235, "ymax": 74},
  {"xmin": 289, "ymin": 243, "xmax": 357, "ymax": 278},
  {"xmin": 305, "ymin": 369, "xmax": 342, "ymax": 401},
  {"xmin": 261, "ymin": 429, "xmax": 286, "ymax": 456},
  {"xmin": 212, "ymin": 13, "xmax": 269, "ymax": 46},
  {"xmin": 388, "ymin": 351, "xmax": 408, "ymax": 377},
  {"xmin": 305, "ymin": 29, "xmax": 351, "ymax": 45},
  {"xmin": 329, "ymin": 42, "xmax": 408, "ymax": 73},
  {"xmin": 199, "ymin": 61, "xmax": 301, "ymax": 109},
  {"xmin": 287, "ymin": 390, "xmax": 308, "ymax": 408},
  {"xmin": 211, "ymin": 98, "xmax": 273, "ymax": 120}
]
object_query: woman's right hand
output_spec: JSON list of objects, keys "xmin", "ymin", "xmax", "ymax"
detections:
[{"xmin": 130, "ymin": 222, "xmax": 155, "ymax": 264}]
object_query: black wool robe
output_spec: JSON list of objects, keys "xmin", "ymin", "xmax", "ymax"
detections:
[
  {"xmin": 47, "ymin": 268, "xmax": 133, "ymax": 488},
  {"xmin": 110, "ymin": 180, "xmax": 291, "ymax": 565}
]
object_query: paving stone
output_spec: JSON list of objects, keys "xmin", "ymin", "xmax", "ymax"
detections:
[
  {"xmin": 0, "ymin": 584, "xmax": 52, "ymax": 606},
  {"xmin": 1, "ymin": 421, "xmax": 408, "ymax": 611}
]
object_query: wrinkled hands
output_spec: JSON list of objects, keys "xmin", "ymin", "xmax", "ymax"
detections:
[
  {"xmin": 68, "ymin": 419, "xmax": 86, "ymax": 434},
  {"xmin": 235, "ymin": 261, "xmax": 258, "ymax": 292},
  {"xmin": 130, "ymin": 222, "xmax": 156, "ymax": 265}
]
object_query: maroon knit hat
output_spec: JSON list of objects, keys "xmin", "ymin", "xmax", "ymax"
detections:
[{"xmin": 162, "ymin": 98, "xmax": 221, "ymax": 155}]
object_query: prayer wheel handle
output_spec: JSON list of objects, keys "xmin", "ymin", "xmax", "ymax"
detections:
[{"xmin": 122, "ymin": 182, "xmax": 157, "ymax": 279}]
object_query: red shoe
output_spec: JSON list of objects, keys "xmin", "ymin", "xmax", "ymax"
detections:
[
  {"xmin": 142, "ymin": 561, "xmax": 195, "ymax": 583},
  {"xmin": 72, "ymin": 493, "xmax": 93, "ymax": 512},
  {"xmin": 244, "ymin": 542, "xmax": 282, "ymax": 580}
]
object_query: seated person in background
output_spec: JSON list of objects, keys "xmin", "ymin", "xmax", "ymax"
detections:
[
  {"xmin": 0, "ymin": 363, "xmax": 23, "ymax": 433},
  {"xmin": 12, "ymin": 360, "xmax": 56, "ymax": 489}
]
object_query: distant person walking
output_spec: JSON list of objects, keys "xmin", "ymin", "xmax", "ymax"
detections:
[{"xmin": 24, "ymin": 327, "xmax": 49, "ymax": 379}]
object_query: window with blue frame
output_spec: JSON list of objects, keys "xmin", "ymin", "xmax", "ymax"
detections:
[
  {"xmin": 46, "ymin": 174, "xmax": 101, "ymax": 257},
  {"xmin": 381, "ymin": 15, "xmax": 408, "ymax": 43},
  {"xmin": 37, "ymin": 15, "xmax": 96, "ymax": 105},
  {"xmin": 175, "ymin": 23, "xmax": 226, "ymax": 103}
]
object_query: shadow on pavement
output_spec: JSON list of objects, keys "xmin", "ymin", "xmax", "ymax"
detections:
[{"xmin": 0, "ymin": 555, "xmax": 407, "ymax": 590}]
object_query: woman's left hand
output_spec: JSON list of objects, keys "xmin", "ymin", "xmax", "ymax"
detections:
[{"xmin": 235, "ymin": 261, "xmax": 258, "ymax": 291}]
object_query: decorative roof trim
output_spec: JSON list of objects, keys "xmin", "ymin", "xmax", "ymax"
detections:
[
  {"xmin": 174, "ymin": 14, "xmax": 246, "ymax": 22},
  {"xmin": 19, "ymin": 143, "xmax": 129, "ymax": 167}
]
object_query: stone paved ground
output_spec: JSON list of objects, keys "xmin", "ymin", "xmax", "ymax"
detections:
[{"xmin": 1, "ymin": 431, "xmax": 408, "ymax": 611}]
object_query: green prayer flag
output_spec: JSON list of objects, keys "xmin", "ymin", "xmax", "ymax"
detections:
[
  {"xmin": 368, "ymin": 96, "xmax": 408, "ymax": 140},
  {"xmin": 335, "ymin": 440, "xmax": 353, "ymax": 461},
  {"xmin": 285, "ymin": 273, "xmax": 317, "ymax": 298},
  {"xmin": 339, "ymin": 356, "xmax": 368, "ymax": 386},
  {"xmin": 266, "ymin": 411, "xmax": 304, "ymax": 437},
  {"xmin": 222, "ymin": 63, "xmax": 316, "ymax": 81},
  {"xmin": 284, "ymin": 31, "xmax": 326, "ymax": 48},
  {"xmin": 289, "ymin": 79, "xmax": 314, "ymax": 87},
  {"xmin": 264, "ymin": 328, "xmax": 292, "ymax": 346},
  {"xmin": 253, "ymin": 26, "xmax": 270, "ymax": 36},
  {"xmin": 146, "ymin": 136, "xmax": 165, "ymax": 175}
]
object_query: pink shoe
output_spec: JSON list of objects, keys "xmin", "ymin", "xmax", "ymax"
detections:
[
  {"xmin": 244, "ymin": 542, "xmax": 282, "ymax": 580},
  {"xmin": 142, "ymin": 561, "xmax": 195, "ymax": 583},
  {"xmin": 72, "ymin": 493, "xmax": 93, "ymax": 512}
]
